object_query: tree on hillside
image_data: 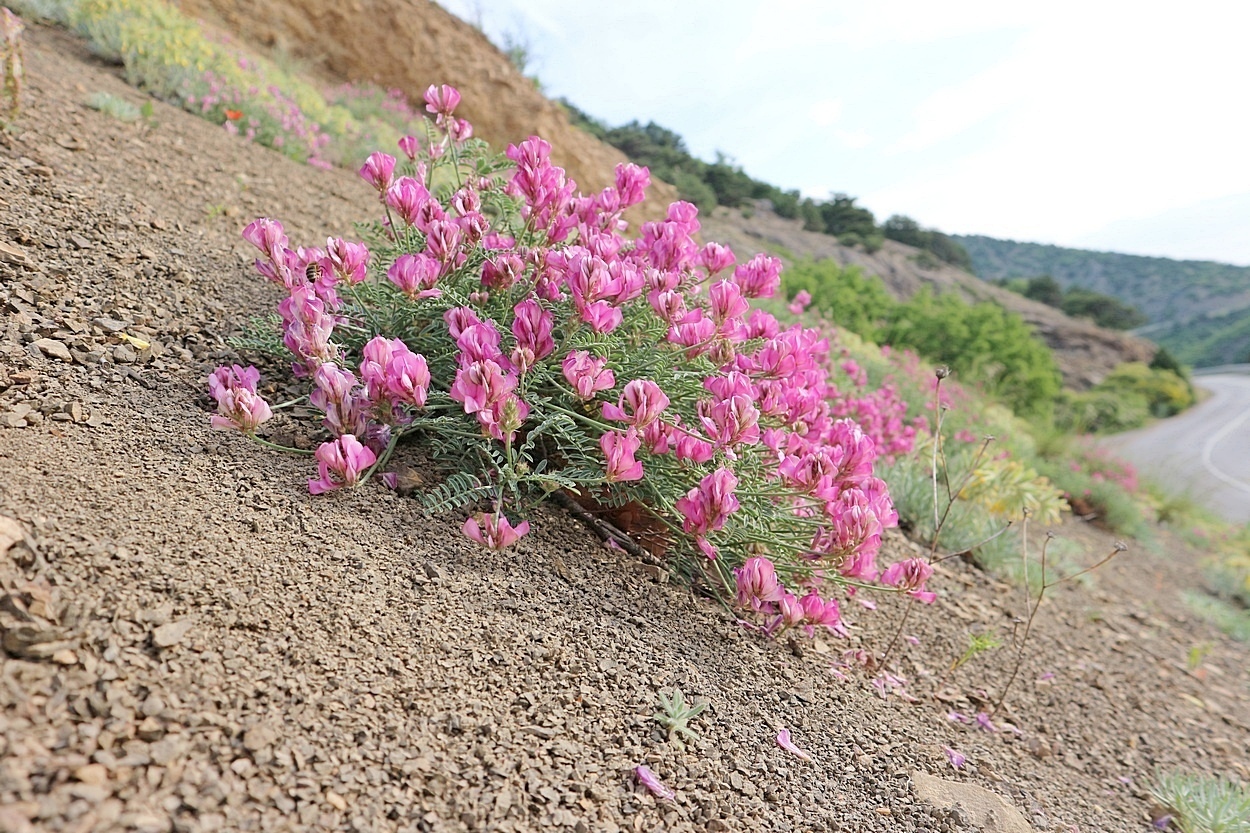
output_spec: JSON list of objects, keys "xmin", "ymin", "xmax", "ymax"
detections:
[
  {"xmin": 882, "ymin": 215, "xmax": 974, "ymax": 271},
  {"xmin": 1023, "ymin": 275, "xmax": 1064, "ymax": 308},
  {"xmin": 819, "ymin": 194, "xmax": 877, "ymax": 237}
]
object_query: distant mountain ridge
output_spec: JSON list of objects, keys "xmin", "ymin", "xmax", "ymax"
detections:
[{"xmin": 955, "ymin": 235, "xmax": 1250, "ymax": 366}]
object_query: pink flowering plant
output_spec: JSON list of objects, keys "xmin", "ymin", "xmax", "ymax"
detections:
[{"xmin": 212, "ymin": 85, "xmax": 916, "ymax": 630}]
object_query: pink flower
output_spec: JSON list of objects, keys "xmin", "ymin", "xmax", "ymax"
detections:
[
  {"xmin": 424, "ymin": 84, "xmax": 462, "ymax": 118},
  {"xmin": 425, "ymin": 218, "xmax": 463, "ymax": 266},
  {"xmin": 944, "ymin": 748, "xmax": 966, "ymax": 769},
  {"xmin": 600, "ymin": 429, "xmax": 644, "ymax": 482},
  {"xmin": 698, "ymin": 393, "xmax": 761, "ymax": 451},
  {"xmin": 734, "ymin": 557, "xmax": 785, "ymax": 612},
  {"xmin": 699, "ymin": 242, "xmax": 736, "ymax": 275},
  {"xmin": 615, "ymin": 163, "xmax": 650, "ymax": 208},
  {"xmin": 387, "ymin": 252, "xmax": 441, "ymax": 299},
  {"xmin": 207, "ymin": 365, "xmax": 272, "ymax": 432},
  {"xmin": 308, "ymin": 434, "xmax": 376, "ymax": 494},
  {"xmin": 975, "ymin": 712, "xmax": 998, "ymax": 732},
  {"xmin": 481, "ymin": 253, "xmax": 525, "ymax": 290},
  {"xmin": 634, "ymin": 765, "xmax": 675, "ymax": 802},
  {"xmin": 709, "ymin": 279, "xmax": 749, "ymax": 327},
  {"xmin": 359, "ymin": 337, "xmax": 431, "ymax": 412},
  {"xmin": 398, "ymin": 134, "xmax": 420, "ymax": 160},
  {"xmin": 797, "ymin": 593, "xmax": 844, "ymax": 637},
  {"xmin": 359, "ymin": 151, "xmax": 396, "ymax": 194},
  {"xmin": 322, "ymin": 237, "xmax": 370, "ymax": 285},
  {"xmin": 241, "ymin": 218, "xmax": 288, "ymax": 264},
  {"xmin": 444, "ymin": 306, "xmax": 482, "ymax": 341},
  {"xmin": 456, "ymin": 321, "xmax": 504, "ymax": 366},
  {"xmin": 385, "ymin": 176, "xmax": 432, "ymax": 227},
  {"xmin": 733, "ymin": 253, "xmax": 782, "ymax": 299},
  {"xmin": 449, "ymin": 359, "xmax": 528, "ymax": 442},
  {"xmin": 675, "ymin": 468, "xmax": 740, "ymax": 554},
  {"xmin": 510, "ymin": 298, "xmax": 554, "ymax": 372},
  {"xmin": 385, "ymin": 350, "xmax": 431, "ymax": 409},
  {"xmin": 880, "ymin": 558, "xmax": 937, "ymax": 604},
  {"xmin": 461, "ymin": 512, "xmax": 529, "ymax": 550},
  {"xmin": 775, "ymin": 729, "xmax": 812, "ymax": 761},
  {"xmin": 602, "ymin": 379, "xmax": 670, "ymax": 429},
  {"xmin": 310, "ymin": 362, "xmax": 367, "ymax": 436},
  {"xmin": 562, "ymin": 351, "xmax": 615, "ymax": 399},
  {"xmin": 788, "ymin": 289, "xmax": 812, "ymax": 315}
]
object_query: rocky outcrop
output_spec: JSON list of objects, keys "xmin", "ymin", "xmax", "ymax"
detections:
[
  {"xmin": 171, "ymin": 0, "xmax": 676, "ymax": 221},
  {"xmin": 702, "ymin": 204, "xmax": 1156, "ymax": 389}
]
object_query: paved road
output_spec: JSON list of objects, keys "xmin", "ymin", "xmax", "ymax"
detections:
[{"xmin": 1102, "ymin": 373, "xmax": 1250, "ymax": 524}]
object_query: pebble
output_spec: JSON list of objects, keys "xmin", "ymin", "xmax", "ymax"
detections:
[
  {"xmin": 32, "ymin": 338, "xmax": 72, "ymax": 361},
  {"xmin": 152, "ymin": 619, "xmax": 194, "ymax": 648}
]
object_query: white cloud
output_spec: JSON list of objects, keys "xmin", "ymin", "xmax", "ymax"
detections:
[{"xmin": 808, "ymin": 98, "xmax": 842, "ymax": 127}]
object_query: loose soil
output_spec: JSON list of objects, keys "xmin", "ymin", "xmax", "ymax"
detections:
[{"xmin": 2, "ymin": 22, "xmax": 1248, "ymax": 833}]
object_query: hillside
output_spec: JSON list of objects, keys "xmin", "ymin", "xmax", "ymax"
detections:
[
  {"xmin": 956, "ymin": 234, "xmax": 1250, "ymax": 367},
  {"xmin": 3, "ymin": 19, "xmax": 1250, "ymax": 833},
  {"xmin": 170, "ymin": 0, "xmax": 677, "ymax": 220},
  {"xmin": 704, "ymin": 205, "xmax": 1155, "ymax": 389}
]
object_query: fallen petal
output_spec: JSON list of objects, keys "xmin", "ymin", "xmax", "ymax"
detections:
[
  {"xmin": 776, "ymin": 728, "xmax": 812, "ymax": 761},
  {"xmin": 634, "ymin": 765, "xmax": 675, "ymax": 801}
]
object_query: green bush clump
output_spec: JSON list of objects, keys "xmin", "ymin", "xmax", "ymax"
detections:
[
  {"xmin": 1054, "ymin": 362, "xmax": 1193, "ymax": 433},
  {"xmin": 782, "ymin": 259, "xmax": 1062, "ymax": 418}
]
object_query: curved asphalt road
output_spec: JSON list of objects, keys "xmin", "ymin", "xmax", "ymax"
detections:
[{"xmin": 1102, "ymin": 373, "xmax": 1250, "ymax": 524}]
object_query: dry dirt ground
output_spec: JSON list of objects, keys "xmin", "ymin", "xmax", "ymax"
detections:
[{"xmin": 1, "ymin": 23, "xmax": 1248, "ymax": 833}]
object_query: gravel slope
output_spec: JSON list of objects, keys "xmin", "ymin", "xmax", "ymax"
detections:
[{"xmin": 1, "ymin": 22, "xmax": 1248, "ymax": 833}]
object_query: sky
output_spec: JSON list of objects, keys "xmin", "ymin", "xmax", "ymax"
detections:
[{"xmin": 437, "ymin": 0, "xmax": 1250, "ymax": 266}]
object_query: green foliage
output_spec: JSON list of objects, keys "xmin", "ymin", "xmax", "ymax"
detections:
[
  {"xmin": 999, "ymin": 273, "xmax": 1147, "ymax": 330},
  {"xmin": 1184, "ymin": 592, "xmax": 1250, "ymax": 642},
  {"xmin": 1149, "ymin": 345, "xmax": 1188, "ymax": 377},
  {"xmin": 784, "ymin": 259, "xmax": 1062, "ymax": 418},
  {"xmin": 957, "ymin": 234, "xmax": 1250, "ymax": 367},
  {"xmin": 652, "ymin": 689, "xmax": 707, "ymax": 749},
  {"xmin": 1097, "ymin": 362, "xmax": 1193, "ymax": 417},
  {"xmin": 1053, "ymin": 387, "xmax": 1149, "ymax": 434},
  {"xmin": 1054, "ymin": 362, "xmax": 1193, "ymax": 433},
  {"xmin": 1153, "ymin": 308, "xmax": 1250, "ymax": 368},
  {"xmin": 1059, "ymin": 286, "xmax": 1147, "ymax": 329},
  {"xmin": 880, "ymin": 288, "xmax": 1062, "ymax": 418},
  {"xmin": 951, "ymin": 630, "xmax": 1002, "ymax": 671},
  {"xmin": 1021, "ymin": 274, "xmax": 1064, "ymax": 307},
  {"xmin": 781, "ymin": 258, "xmax": 893, "ymax": 340},
  {"xmin": 1151, "ymin": 770, "xmax": 1250, "ymax": 832},
  {"xmin": 85, "ymin": 89, "xmax": 140, "ymax": 121},
  {"xmin": 882, "ymin": 215, "xmax": 974, "ymax": 271}
]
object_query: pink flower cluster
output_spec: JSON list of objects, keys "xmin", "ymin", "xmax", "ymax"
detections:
[
  {"xmin": 207, "ymin": 365, "xmax": 272, "ymax": 432},
  {"xmin": 734, "ymin": 557, "xmax": 846, "ymax": 637},
  {"xmin": 225, "ymin": 83, "xmax": 909, "ymax": 597}
]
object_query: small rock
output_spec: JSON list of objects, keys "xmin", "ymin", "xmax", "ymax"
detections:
[
  {"xmin": 912, "ymin": 771, "xmax": 1031, "ymax": 833},
  {"xmin": 423, "ymin": 562, "xmax": 445, "ymax": 580},
  {"xmin": 137, "ymin": 716, "xmax": 165, "ymax": 741},
  {"xmin": 32, "ymin": 338, "xmax": 72, "ymax": 362},
  {"xmin": 0, "ymin": 516, "xmax": 23, "ymax": 554},
  {"xmin": 86, "ymin": 411, "xmax": 107, "ymax": 428},
  {"xmin": 69, "ymin": 234, "xmax": 93, "ymax": 250},
  {"xmin": 0, "ymin": 240, "xmax": 31, "ymax": 266},
  {"xmin": 242, "ymin": 724, "xmax": 277, "ymax": 753},
  {"xmin": 113, "ymin": 344, "xmax": 137, "ymax": 364},
  {"xmin": 152, "ymin": 619, "xmax": 193, "ymax": 648},
  {"xmin": 325, "ymin": 791, "xmax": 348, "ymax": 812},
  {"xmin": 69, "ymin": 783, "xmax": 111, "ymax": 803},
  {"xmin": 93, "ymin": 317, "xmax": 128, "ymax": 333},
  {"xmin": 52, "ymin": 649, "xmax": 78, "ymax": 665},
  {"xmin": 75, "ymin": 764, "xmax": 109, "ymax": 786}
]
